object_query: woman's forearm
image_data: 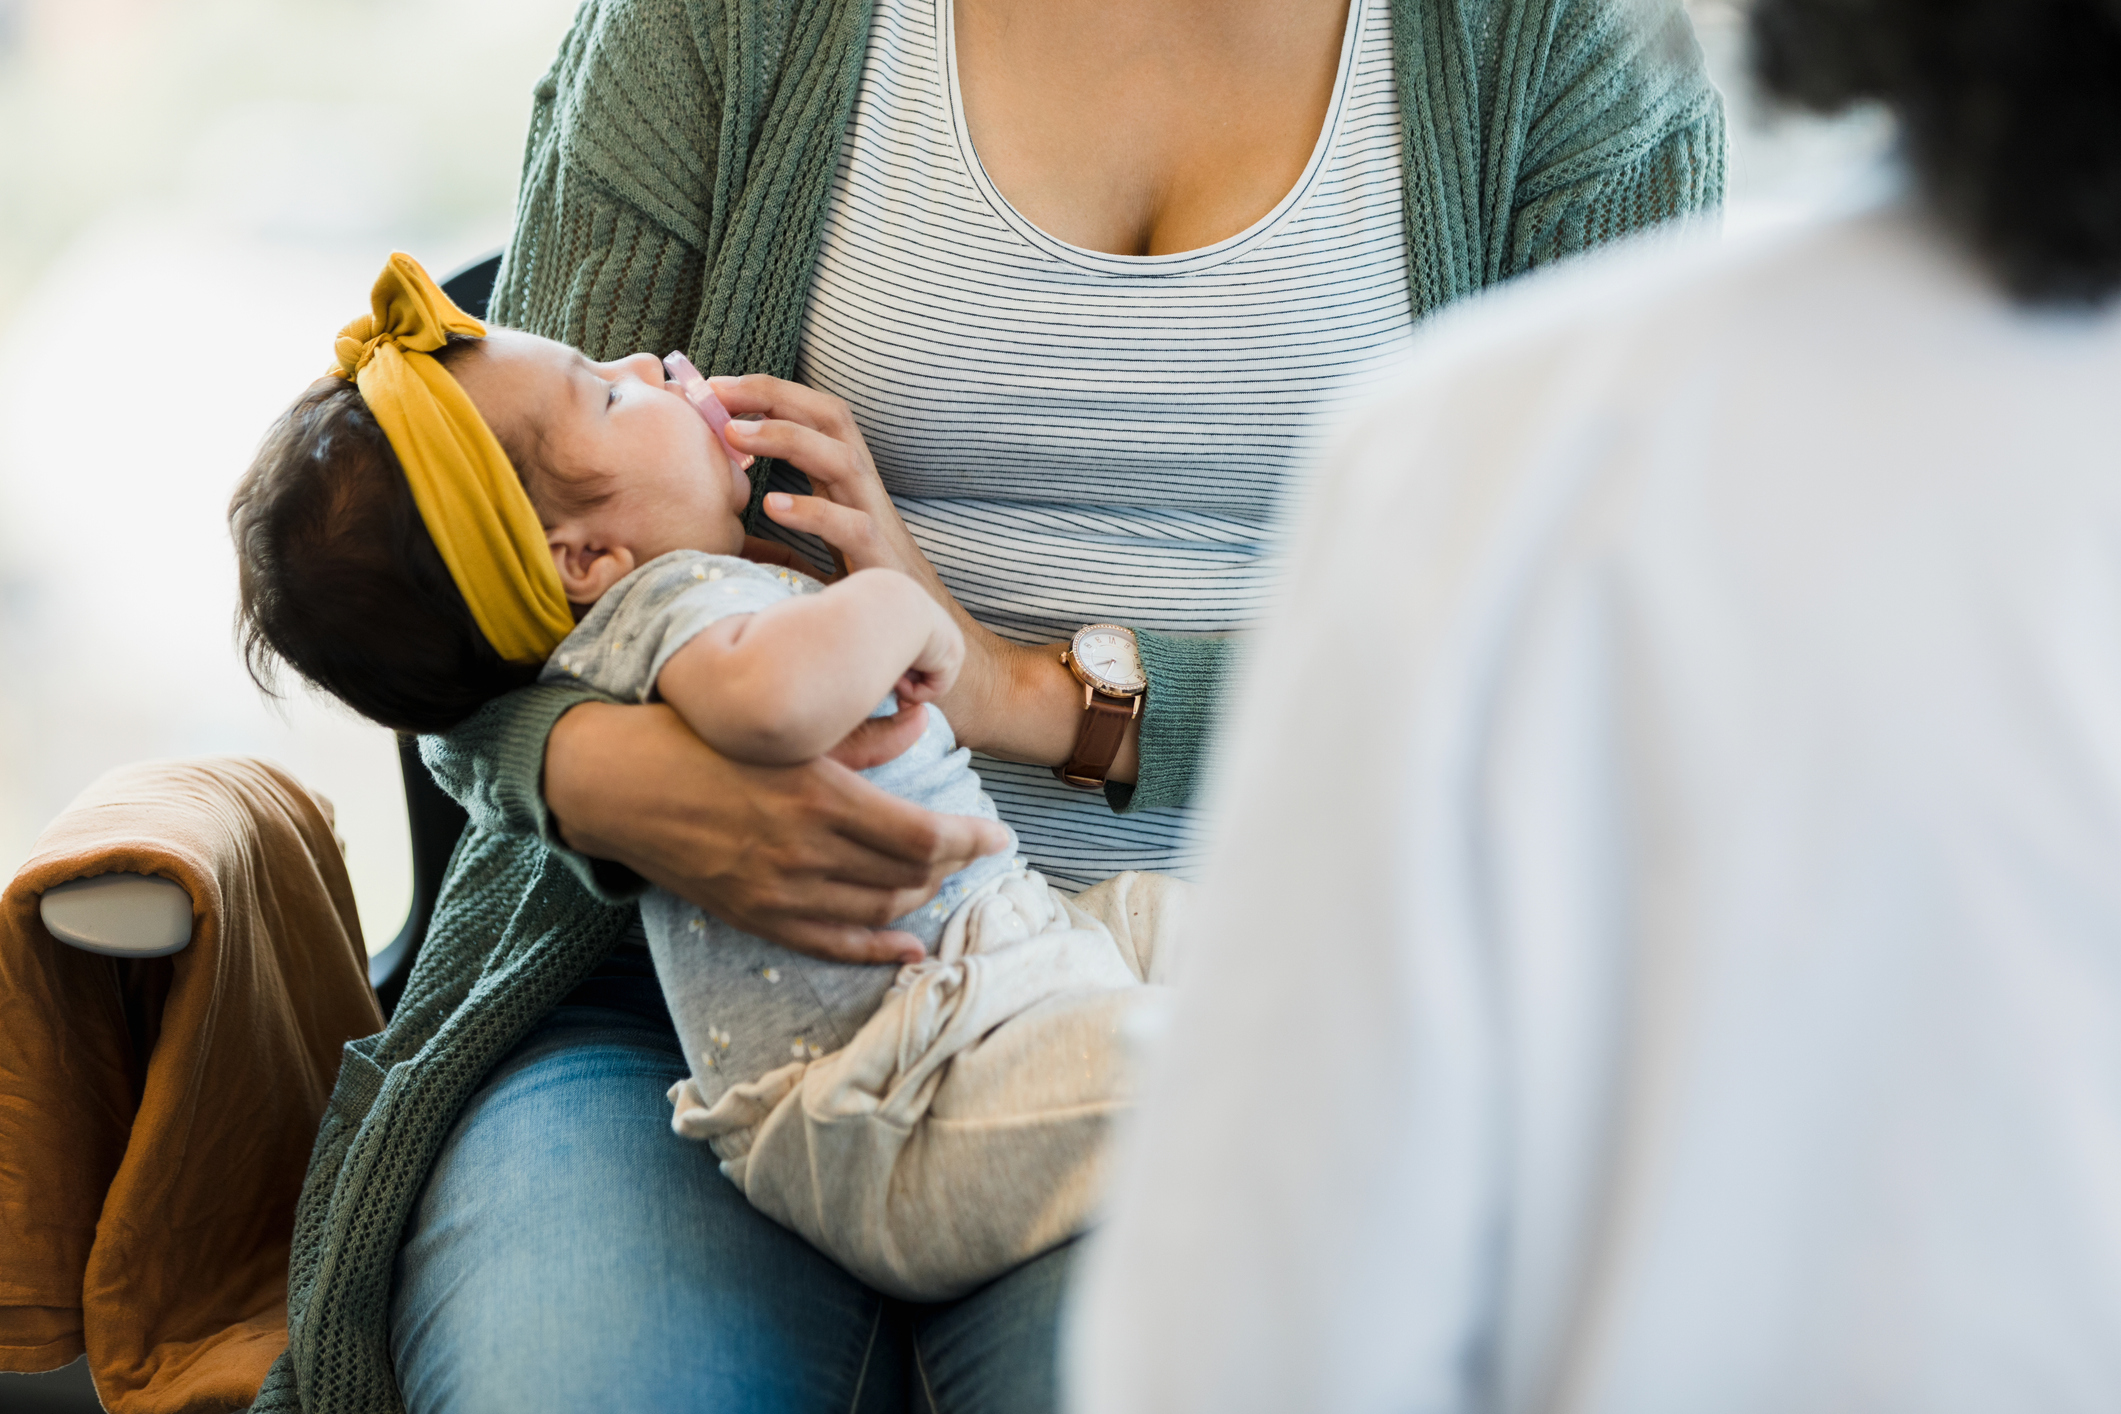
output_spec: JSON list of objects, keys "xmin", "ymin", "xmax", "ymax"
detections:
[
  {"xmin": 941, "ymin": 627, "xmax": 1237, "ymax": 809},
  {"xmin": 943, "ymin": 633, "xmax": 1141, "ymax": 783}
]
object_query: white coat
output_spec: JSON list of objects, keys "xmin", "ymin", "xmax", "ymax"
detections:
[{"xmin": 1068, "ymin": 202, "xmax": 2121, "ymax": 1414}]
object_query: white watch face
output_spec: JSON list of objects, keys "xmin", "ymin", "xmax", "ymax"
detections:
[{"xmin": 1073, "ymin": 626, "xmax": 1146, "ymax": 694}]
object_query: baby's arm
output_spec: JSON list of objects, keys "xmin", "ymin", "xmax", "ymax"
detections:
[{"xmin": 655, "ymin": 568, "xmax": 963, "ymax": 766}]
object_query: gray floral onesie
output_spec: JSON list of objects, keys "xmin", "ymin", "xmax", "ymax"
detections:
[{"xmin": 539, "ymin": 549, "xmax": 1183, "ymax": 1301}]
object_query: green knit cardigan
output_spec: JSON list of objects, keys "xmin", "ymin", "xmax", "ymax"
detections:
[{"xmin": 252, "ymin": 1, "xmax": 1721, "ymax": 1407}]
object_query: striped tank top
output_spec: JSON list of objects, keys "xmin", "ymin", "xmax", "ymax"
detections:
[{"xmin": 785, "ymin": 0, "xmax": 1419, "ymax": 889}]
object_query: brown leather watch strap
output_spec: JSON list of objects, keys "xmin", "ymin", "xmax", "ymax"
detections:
[{"xmin": 1054, "ymin": 685, "xmax": 1140, "ymax": 790}]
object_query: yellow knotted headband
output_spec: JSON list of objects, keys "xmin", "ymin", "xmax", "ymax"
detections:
[{"xmin": 331, "ymin": 253, "xmax": 573, "ymax": 664}]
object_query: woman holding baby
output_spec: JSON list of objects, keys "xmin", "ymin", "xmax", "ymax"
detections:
[{"xmin": 260, "ymin": 0, "xmax": 1724, "ymax": 1409}]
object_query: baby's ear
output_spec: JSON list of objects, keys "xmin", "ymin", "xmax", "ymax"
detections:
[{"xmin": 547, "ymin": 527, "xmax": 635, "ymax": 606}]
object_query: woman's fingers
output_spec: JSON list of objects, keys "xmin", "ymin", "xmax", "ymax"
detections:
[
  {"xmin": 761, "ymin": 492, "xmax": 888, "ymax": 568},
  {"xmin": 714, "ymin": 380, "xmax": 962, "ymax": 617},
  {"xmin": 764, "ymin": 877, "xmax": 940, "ymax": 929},
  {"xmin": 785, "ymin": 760, "xmax": 1007, "ymax": 884},
  {"xmin": 760, "ymin": 919, "xmax": 926, "ymax": 966},
  {"xmin": 543, "ymin": 703, "xmax": 998, "ymax": 960},
  {"xmin": 829, "ymin": 780, "xmax": 1012, "ymax": 872},
  {"xmin": 708, "ymin": 373, "xmax": 861, "ymax": 440},
  {"xmin": 721, "ymin": 418, "xmax": 879, "ymax": 501}
]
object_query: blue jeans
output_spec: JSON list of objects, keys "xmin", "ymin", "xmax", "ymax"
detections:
[{"xmin": 391, "ymin": 1006, "xmax": 1074, "ymax": 1413}]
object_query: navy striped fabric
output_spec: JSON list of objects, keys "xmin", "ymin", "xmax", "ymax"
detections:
[{"xmin": 785, "ymin": 0, "xmax": 1419, "ymax": 887}]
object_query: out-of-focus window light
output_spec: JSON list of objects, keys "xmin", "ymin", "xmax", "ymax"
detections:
[{"xmin": 0, "ymin": 0, "xmax": 580, "ymax": 951}]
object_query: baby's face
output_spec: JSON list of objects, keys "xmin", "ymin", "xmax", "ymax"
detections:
[{"xmin": 453, "ymin": 330, "xmax": 751, "ymax": 601}]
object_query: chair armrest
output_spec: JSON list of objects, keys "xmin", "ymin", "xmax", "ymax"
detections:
[{"xmin": 39, "ymin": 874, "xmax": 193, "ymax": 958}]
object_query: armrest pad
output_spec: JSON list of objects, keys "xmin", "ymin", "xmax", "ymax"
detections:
[{"xmin": 40, "ymin": 874, "xmax": 193, "ymax": 958}]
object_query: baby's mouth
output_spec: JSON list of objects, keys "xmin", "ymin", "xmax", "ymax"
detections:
[{"xmin": 662, "ymin": 352, "xmax": 755, "ymax": 472}]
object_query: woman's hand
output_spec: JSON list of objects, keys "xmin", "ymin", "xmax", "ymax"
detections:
[
  {"xmin": 545, "ymin": 701, "xmax": 1012, "ymax": 963},
  {"xmin": 713, "ymin": 372, "xmax": 1015, "ymax": 722},
  {"xmin": 713, "ymin": 375, "xmax": 1138, "ymax": 778},
  {"xmin": 711, "ymin": 376, "xmax": 945, "ymax": 584}
]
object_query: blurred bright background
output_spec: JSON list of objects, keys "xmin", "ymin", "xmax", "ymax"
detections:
[
  {"xmin": 0, "ymin": 0, "xmax": 1888, "ymax": 951},
  {"xmin": 0, "ymin": 0, "xmax": 581, "ymax": 948}
]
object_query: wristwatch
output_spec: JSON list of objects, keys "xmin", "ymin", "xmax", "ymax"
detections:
[{"xmin": 1055, "ymin": 624, "xmax": 1147, "ymax": 790}]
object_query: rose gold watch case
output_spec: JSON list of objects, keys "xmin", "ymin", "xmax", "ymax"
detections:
[{"xmin": 1064, "ymin": 623, "xmax": 1148, "ymax": 696}]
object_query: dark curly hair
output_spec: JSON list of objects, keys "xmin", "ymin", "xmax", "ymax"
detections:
[
  {"xmin": 229, "ymin": 338, "xmax": 542, "ymax": 734},
  {"xmin": 1753, "ymin": 0, "xmax": 2121, "ymax": 303}
]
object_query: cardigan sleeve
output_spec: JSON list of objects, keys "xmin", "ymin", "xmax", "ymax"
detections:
[
  {"xmin": 1106, "ymin": 630, "xmax": 1234, "ymax": 815},
  {"xmin": 1504, "ymin": 0, "xmax": 1727, "ymax": 274}
]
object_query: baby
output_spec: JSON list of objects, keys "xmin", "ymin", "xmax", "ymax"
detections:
[{"xmin": 229, "ymin": 254, "xmax": 1180, "ymax": 1299}]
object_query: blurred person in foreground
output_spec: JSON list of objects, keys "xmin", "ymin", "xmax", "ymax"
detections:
[{"xmin": 1067, "ymin": 1, "xmax": 2121, "ymax": 1411}]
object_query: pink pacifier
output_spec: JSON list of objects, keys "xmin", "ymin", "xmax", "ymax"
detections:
[{"xmin": 663, "ymin": 351, "xmax": 754, "ymax": 471}]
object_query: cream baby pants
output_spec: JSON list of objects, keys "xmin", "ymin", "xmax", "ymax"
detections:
[{"xmin": 666, "ymin": 867, "xmax": 1188, "ymax": 1300}]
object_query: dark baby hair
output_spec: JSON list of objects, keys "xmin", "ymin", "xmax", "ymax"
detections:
[
  {"xmin": 230, "ymin": 338, "xmax": 540, "ymax": 734},
  {"xmin": 1752, "ymin": 0, "xmax": 2121, "ymax": 304}
]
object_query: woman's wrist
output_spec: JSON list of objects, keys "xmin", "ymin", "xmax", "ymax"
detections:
[
  {"xmin": 946, "ymin": 633, "xmax": 1140, "ymax": 783},
  {"xmin": 543, "ymin": 699, "xmax": 640, "ymax": 859}
]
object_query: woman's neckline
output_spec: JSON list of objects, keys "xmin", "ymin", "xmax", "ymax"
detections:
[{"xmin": 939, "ymin": 0, "xmax": 1368, "ymax": 276}]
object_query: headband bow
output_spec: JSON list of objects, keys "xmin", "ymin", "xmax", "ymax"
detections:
[{"xmin": 332, "ymin": 253, "xmax": 573, "ymax": 664}]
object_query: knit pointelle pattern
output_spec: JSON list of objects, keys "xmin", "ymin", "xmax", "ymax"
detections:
[{"xmin": 254, "ymin": 1, "xmax": 1722, "ymax": 1406}]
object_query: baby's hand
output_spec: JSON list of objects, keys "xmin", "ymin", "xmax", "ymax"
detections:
[
  {"xmin": 824, "ymin": 699, "xmax": 930, "ymax": 770},
  {"xmin": 897, "ymin": 601, "xmax": 965, "ymax": 705}
]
